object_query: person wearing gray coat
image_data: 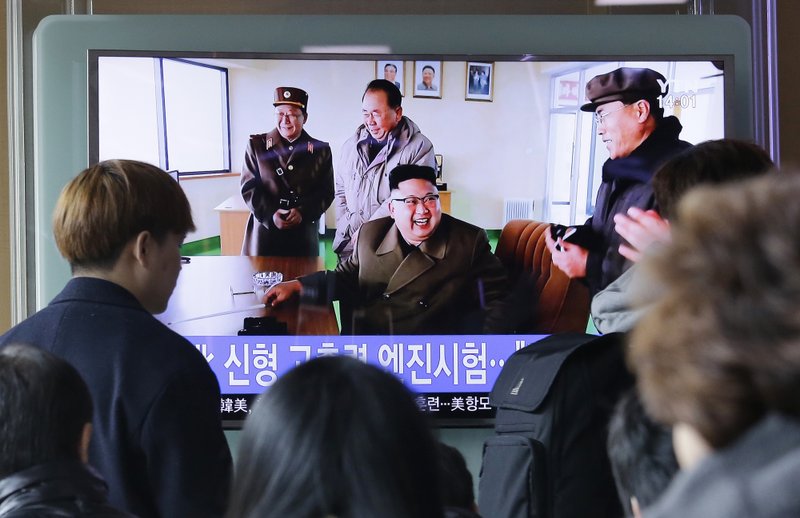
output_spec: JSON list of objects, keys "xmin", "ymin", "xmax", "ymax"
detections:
[{"xmin": 334, "ymin": 79, "xmax": 435, "ymax": 259}]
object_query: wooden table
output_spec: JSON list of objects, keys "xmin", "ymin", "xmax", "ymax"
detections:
[
  {"xmin": 214, "ymin": 194, "xmax": 249, "ymax": 256},
  {"xmin": 155, "ymin": 256, "xmax": 339, "ymax": 336}
]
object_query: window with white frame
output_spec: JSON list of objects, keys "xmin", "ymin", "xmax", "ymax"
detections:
[{"xmin": 98, "ymin": 57, "xmax": 231, "ymax": 176}]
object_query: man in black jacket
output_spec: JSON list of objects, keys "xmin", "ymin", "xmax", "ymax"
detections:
[
  {"xmin": 0, "ymin": 160, "xmax": 232, "ymax": 517},
  {"xmin": 545, "ymin": 67, "xmax": 692, "ymax": 297},
  {"xmin": 0, "ymin": 344, "xmax": 131, "ymax": 517}
]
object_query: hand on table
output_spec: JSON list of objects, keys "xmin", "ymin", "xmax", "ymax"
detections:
[{"xmin": 264, "ymin": 280, "xmax": 302, "ymax": 306}]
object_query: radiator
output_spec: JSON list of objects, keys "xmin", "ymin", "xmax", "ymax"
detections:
[{"xmin": 503, "ymin": 198, "xmax": 535, "ymax": 225}]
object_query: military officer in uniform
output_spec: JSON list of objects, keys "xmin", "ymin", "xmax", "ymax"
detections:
[{"xmin": 241, "ymin": 87, "xmax": 334, "ymax": 256}]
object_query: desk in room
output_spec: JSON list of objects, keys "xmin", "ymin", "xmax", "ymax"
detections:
[
  {"xmin": 156, "ymin": 255, "xmax": 338, "ymax": 336},
  {"xmin": 214, "ymin": 194, "xmax": 249, "ymax": 255},
  {"xmin": 438, "ymin": 190, "xmax": 451, "ymax": 213}
]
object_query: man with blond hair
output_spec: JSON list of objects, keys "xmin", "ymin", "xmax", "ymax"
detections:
[{"xmin": 0, "ymin": 160, "xmax": 232, "ymax": 518}]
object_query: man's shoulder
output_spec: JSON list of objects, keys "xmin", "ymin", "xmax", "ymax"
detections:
[
  {"xmin": 441, "ymin": 213, "xmax": 485, "ymax": 238},
  {"xmin": 300, "ymin": 131, "xmax": 331, "ymax": 149},
  {"xmin": 360, "ymin": 216, "xmax": 395, "ymax": 236},
  {"xmin": 342, "ymin": 125, "xmax": 367, "ymax": 146},
  {"xmin": 395, "ymin": 117, "xmax": 433, "ymax": 150},
  {"xmin": 248, "ymin": 129, "xmax": 280, "ymax": 148},
  {"xmin": 0, "ymin": 287, "xmax": 196, "ymax": 358},
  {"xmin": 248, "ymin": 130, "xmax": 270, "ymax": 142}
]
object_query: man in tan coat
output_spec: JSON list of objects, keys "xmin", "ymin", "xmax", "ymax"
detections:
[{"xmin": 267, "ymin": 165, "xmax": 510, "ymax": 335}]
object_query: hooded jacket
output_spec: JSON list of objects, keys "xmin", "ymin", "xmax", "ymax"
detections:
[{"xmin": 333, "ymin": 116, "xmax": 435, "ymax": 257}]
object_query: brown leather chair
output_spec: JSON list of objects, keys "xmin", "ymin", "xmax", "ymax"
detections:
[{"xmin": 494, "ymin": 219, "xmax": 591, "ymax": 333}]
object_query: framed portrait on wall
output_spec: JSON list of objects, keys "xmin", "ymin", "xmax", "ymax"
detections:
[
  {"xmin": 376, "ymin": 60, "xmax": 405, "ymax": 96},
  {"xmin": 466, "ymin": 61, "xmax": 493, "ymax": 102},
  {"xmin": 413, "ymin": 60, "xmax": 442, "ymax": 99}
]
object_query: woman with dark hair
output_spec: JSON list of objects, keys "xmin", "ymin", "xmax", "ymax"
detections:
[{"xmin": 226, "ymin": 355, "xmax": 443, "ymax": 518}]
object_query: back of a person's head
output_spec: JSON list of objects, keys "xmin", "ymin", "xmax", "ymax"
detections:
[
  {"xmin": 52, "ymin": 159, "xmax": 196, "ymax": 272},
  {"xmin": 0, "ymin": 344, "xmax": 93, "ymax": 478},
  {"xmin": 607, "ymin": 390, "xmax": 679, "ymax": 517},
  {"xmin": 227, "ymin": 356, "xmax": 443, "ymax": 518},
  {"xmin": 652, "ymin": 139, "xmax": 773, "ymax": 220},
  {"xmin": 631, "ymin": 170, "xmax": 800, "ymax": 450}
]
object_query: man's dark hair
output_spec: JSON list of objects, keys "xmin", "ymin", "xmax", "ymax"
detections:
[
  {"xmin": 389, "ymin": 164, "xmax": 437, "ymax": 190},
  {"xmin": 607, "ymin": 390, "xmax": 679, "ymax": 516},
  {"xmin": 363, "ymin": 79, "xmax": 402, "ymax": 109},
  {"xmin": 0, "ymin": 344, "xmax": 93, "ymax": 478},
  {"xmin": 384, "ymin": 63, "xmax": 398, "ymax": 73},
  {"xmin": 653, "ymin": 139, "xmax": 774, "ymax": 220},
  {"xmin": 423, "ymin": 65, "xmax": 435, "ymax": 74},
  {"xmin": 437, "ymin": 442, "xmax": 475, "ymax": 511}
]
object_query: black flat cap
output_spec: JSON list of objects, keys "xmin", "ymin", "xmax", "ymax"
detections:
[{"xmin": 580, "ymin": 67, "xmax": 666, "ymax": 112}]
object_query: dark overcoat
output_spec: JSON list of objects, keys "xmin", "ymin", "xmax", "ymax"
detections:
[
  {"xmin": 303, "ymin": 214, "xmax": 511, "ymax": 335},
  {"xmin": 584, "ymin": 116, "xmax": 692, "ymax": 296},
  {"xmin": 0, "ymin": 278, "xmax": 232, "ymax": 518},
  {"xmin": 241, "ymin": 128, "xmax": 334, "ymax": 256}
]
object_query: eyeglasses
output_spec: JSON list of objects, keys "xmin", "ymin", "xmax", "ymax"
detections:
[
  {"xmin": 594, "ymin": 103, "xmax": 630, "ymax": 125},
  {"xmin": 276, "ymin": 111, "xmax": 302, "ymax": 121},
  {"xmin": 391, "ymin": 194, "xmax": 440, "ymax": 208}
]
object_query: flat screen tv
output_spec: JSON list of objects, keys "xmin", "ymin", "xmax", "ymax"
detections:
[{"xmin": 33, "ymin": 14, "xmax": 752, "ymax": 426}]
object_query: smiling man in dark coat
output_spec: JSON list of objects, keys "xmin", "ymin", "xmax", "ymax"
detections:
[
  {"xmin": 545, "ymin": 67, "xmax": 692, "ymax": 297},
  {"xmin": 0, "ymin": 160, "xmax": 232, "ymax": 518},
  {"xmin": 240, "ymin": 86, "xmax": 334, "ymax": 256},
  {"xmin": 266, "ymin": 164, "xmax": 511, "ymax": 335}
]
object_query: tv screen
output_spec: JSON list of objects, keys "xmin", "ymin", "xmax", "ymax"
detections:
[{"xmin": 88, "ymin": 51, "xmax": 728, "ymax": 425}]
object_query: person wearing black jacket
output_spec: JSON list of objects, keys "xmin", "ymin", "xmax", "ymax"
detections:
[
  {"xmin": 0, "ymin": 345, "xmax": 131, "ymax": 517},
  {"xmin": 545, "ymin": 67, "xmax": 692, "ymax": 297},
  {"xmin": 240, "ymin": 86, "xmax": 334, "ymax": 256},
  {"xmin": 0, "ymin": 160, "xmax": 232, "ymax": 518}
]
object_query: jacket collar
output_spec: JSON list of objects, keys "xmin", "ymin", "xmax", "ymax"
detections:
[
  {"xmin": 375, "ymin": 215, "xmax": 450, "ymax": 293},
  {"xmin": 355, "ymin": 116, "xmax": 418, "ymax": 150},
  {"xmin": 375, "ymin": 214, "xmax": 450, "ymax": 260},
  {"xmin": 0, "ymin": 460, "xmax": 109, "ymax": 507},
  {"xmin": 601, "ymin": 115, "xmax": 688, "ymax": 183},
  {"xmin": 51, "ymin": 277, "xmax": 148, "ymax": 314}
]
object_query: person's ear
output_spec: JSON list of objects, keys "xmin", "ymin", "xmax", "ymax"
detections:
[
  {"xmin": 631, "ymin": 496, "xmax": 642, "ymax": 518},
  {"xmin": 634, "ymin": 99, "xmax": 651, "ymax": 122},
  {"xmin": 301, "ymin": 111, "xmax": 308, "ymax": 124},
  {"xmin": 395, "ymin": 106, "xmax": 403, "ymax": 122},
  {"xmin": 388, "ymin": 198, "xmax": 396, "ymax": 219},
  {"xmin": 79, "ymin": 422, "xmax": 92, "ymax": 464},
  {"xmin": 131, "ymin": 231, "xmax": 153, "ymax": 268},
  {"xmin": 673, "ymin": 422, "xmax": 712, "ymax": 469}
]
